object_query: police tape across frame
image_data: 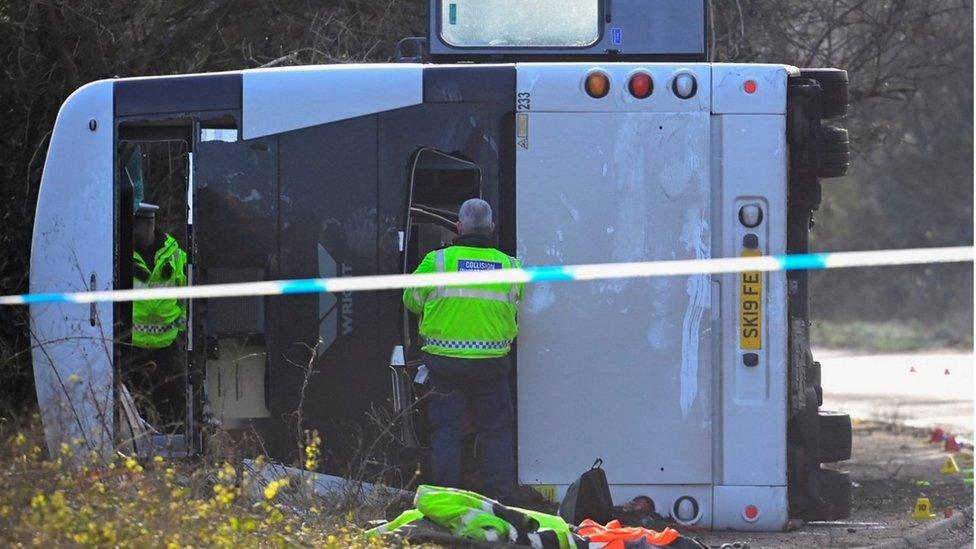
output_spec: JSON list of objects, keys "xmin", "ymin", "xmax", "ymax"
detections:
[{"xmin": 1, "ymin": 246, "xmax": 972, "ymax": 306}]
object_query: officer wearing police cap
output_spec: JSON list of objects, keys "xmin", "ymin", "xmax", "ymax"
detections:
[{"xmin": 128, "ymin": 201, "xmax": 188, "ymax": 431}]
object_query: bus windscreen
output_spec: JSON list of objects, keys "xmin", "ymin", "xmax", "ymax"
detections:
[{"xmin": 439, "ymin": 0, "xmax": 599, "ymax": 48}]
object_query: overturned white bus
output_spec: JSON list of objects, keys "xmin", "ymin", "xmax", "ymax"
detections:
[{"xmin": 29, "ymin": 0, "xmax": 853, "ymax": 530}]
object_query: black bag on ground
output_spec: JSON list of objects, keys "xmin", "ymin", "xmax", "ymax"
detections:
[{"xmin": 558, "ymin": 458, "xmax": 614, "ymax": 525}]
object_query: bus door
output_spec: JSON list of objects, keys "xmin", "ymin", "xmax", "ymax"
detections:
[
  {"xmin": 391, "ymin": 148, "xmax": 482, "ymax": 449},
  {"xmin": 116, "ymin": 123, "xmax": 193, "ymax": 456},
  {"xmin": 191, "ymin": 120, "xmax": 275, "ymax": 444}
]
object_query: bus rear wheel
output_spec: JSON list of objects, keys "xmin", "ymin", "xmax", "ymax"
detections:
[
  {"xmin": 806, "ymin": 469, "xmax": 853, "ymax": 521},
  {"xmin": 819, "ymin": 410, "xmax": 852, "ymax": 463},
  {"xmin": 818, "ymin": 126, "xmax": 850, "ymax": 178},
  {"xmin": 800, "ymin": 68, "xmax": 849, "ymax": 119}
]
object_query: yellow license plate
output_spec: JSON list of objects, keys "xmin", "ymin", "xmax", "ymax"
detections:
[{"xmin": 740, "ymin": 249, "xmax": 763, "ymax": 349}]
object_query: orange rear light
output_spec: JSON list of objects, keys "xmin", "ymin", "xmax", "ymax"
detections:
[{"xmin": 585, "ymin": 71, "xmax": 611, "ymax": 98}]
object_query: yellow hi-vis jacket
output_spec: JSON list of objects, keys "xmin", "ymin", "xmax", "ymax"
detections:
[
  {"xmin": 403, "ymin": 240, "xmax": 523, "ymax": 359},
  {"xmin": 133, "ymin": 234, "xmax": 187, "ymax": 349}
]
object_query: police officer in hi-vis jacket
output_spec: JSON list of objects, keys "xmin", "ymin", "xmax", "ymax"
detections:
[
  {"xmin": 403, "ymin": 198, "xmax": 524, "ymax": 501},
  {"xmin": 129, "ymin": 201, "xmax": 188, "ymax": 430}
]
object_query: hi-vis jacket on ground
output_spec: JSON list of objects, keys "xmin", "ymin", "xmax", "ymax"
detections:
[
  {"xmin": 367, "ymin": 485, "xmax": 699, "ymax": 549},
  {"xmin": 132, "ymin": 234, "xmax": 187, "ymax": 349},
  {"xmin": 369, "ymin": 485, "xmax": 575, "ymax": 548},
  {"xmin": 403, "ymin": 240, "xmax": 524, "ymax": 358}
]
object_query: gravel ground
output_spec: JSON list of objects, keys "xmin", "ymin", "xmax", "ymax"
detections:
[
  {"xmin": 927, "ymin": 518, "xmax": 973, "ymax": 548},
  {"xmin": 691, "ymin": 422, "xmax": 975, "ymax": 548}
]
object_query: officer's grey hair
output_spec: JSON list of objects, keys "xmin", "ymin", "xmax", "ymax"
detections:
[{"xmin": 458, "ymin": 198, "xmax": 493, "ymax": 235}]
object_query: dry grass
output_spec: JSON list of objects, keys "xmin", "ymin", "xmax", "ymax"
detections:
[{"xmin": 0, "ymin": 418, "xmax": 415, "ymax": 548}]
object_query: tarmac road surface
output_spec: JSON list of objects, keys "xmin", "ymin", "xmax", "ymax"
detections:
[{"xmin": 819, "ymin": 349, "xmax": 974, "ymax": 438}]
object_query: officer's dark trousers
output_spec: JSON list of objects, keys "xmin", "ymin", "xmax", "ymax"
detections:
[
  {"xmin": 424, "ymin": 352, "xmax": 515, "ymax": 501},
  {"xmin": 126, "ymin": 343, "xmax": 186, "ymax": 432}
]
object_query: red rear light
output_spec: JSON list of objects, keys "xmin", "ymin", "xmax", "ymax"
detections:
[
  {"xmin": 585, "ymin": 71, "xmax": 611, "ymax": 98},
  {"xmin": 744, "ymin": 505, "xmax": 760, "ymax": 521},
  {"xmin": 628, "ymin": 72, "xmax": 653, "ymax": 99},
  {"xmin": 743, "ymin": 80, "xmax": 758, "ymax": 94}
]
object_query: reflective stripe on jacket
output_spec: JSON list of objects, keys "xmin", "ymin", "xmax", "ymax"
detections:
[
  {"xmin": 403, "ymin": 243, "xmax": 524, "ymax": 359},
  {"xmin": 133, "ymin": 234, "xmax": 187, "ymax": 349}
]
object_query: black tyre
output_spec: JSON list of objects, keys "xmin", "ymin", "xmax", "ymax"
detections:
[
  {"xmin": 800, "ymin": 68, "xmax": 849, "ymax": 119},
  {"xmin": 819, "ymin": 163, "xmax": 848, "ymax": 178},
  {"xmin": 806, "ymin": 469, "xmax": 853, "ymax": 521},
  {"xmin": 819, "ymin": 410, "xmax": 853, "ymax": 463},
  {"xmin": 820, "ymin": 152, "xmax": 851, "ymax": 165},
  {"xmin": 818, "ymin": 126, "xmax": 849, "ymax": 178},
  {"xmin": 821, "ymin": 140, "xmax": 849, "ymax": 155}
]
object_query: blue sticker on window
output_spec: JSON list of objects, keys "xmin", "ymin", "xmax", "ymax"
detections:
[
  {"xmin": 458, "ymin": 259, "xmax": 503, "ymax": 271},
  {"xmin": 449, "ymin": 3, "xmax": 457, "ymax": 25},
  {"xmin": 611, "ymin": 27, "xmax": 622, "ymax": 45}
]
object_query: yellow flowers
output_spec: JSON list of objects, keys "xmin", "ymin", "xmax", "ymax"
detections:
[
  {"xmin": 1, "ymin": 424, "xmax": 376, "ymax": 548},
  {"xmin": 212, "ymin": 483, "xmax": 236, "ymax": 506},
  {"xmin": 264, "ymin": 506, "xmax": 284, "ymax": 525},
  {"xmin": 263, "ymin": 478, "xmax": 289, "ymax": 501},
  {"xmin": 124, "ymin": 456, "xmax": 144, "ymax": 473},
  {"xmin": 59, "ymin": 442, "xmax": 74, "ymax": 458},
  {"xmin": 50, "ymin": 490, "xmax": 66, "ymax": 507},
  {"xmin": 30, "ymin": 493, "xmax": 47, "ymax": 508},
  {"xmin": 101, "ymin": 522, "xmax": 118, "ymax": 544},
  {"xmin": 229, "ymin": 516, "xmax": 259, "ymax": 532},
  {"xmin": 304, "ymin": 430, "xmax": 322, "ymax": 471},
  {"xmin": 218, "ymin": 462, "xmax": 236, "ymax": 481},
  {"xmin": 210, "ymin": 461, "xmax": 240, "ymax": 507}
]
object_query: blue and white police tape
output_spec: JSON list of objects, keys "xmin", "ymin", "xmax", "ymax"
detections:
[{"xmin": 1, "ymin": 246, "xmax": 971, "ymax": 306}]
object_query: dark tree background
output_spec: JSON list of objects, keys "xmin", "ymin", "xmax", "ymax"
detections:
[
  {"xmin": 1, "ymin": 0, "xmax": 972, "ymax": 411},
  {"xmin": 707, "ymin": 0, "xmax": 974, "ymax": 337}
]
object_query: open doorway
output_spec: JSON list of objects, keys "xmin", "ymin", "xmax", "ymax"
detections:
[
  {"xmin": 117, "ymin": 127, "xmax": 192, "ymax": 455},
  {"xmin": 392, "ymin": 148, "xmax": 481, "ymax": 454}
]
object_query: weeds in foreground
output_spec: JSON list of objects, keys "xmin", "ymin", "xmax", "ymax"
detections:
[{"xmin": 0, "ymin": 420, "xmax": 411, "ymax": 548}]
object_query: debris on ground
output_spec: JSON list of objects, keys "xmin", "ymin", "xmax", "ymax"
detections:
[{"xmin": 691, "ymin": 421, "xmax": 974, "ymax": 548}]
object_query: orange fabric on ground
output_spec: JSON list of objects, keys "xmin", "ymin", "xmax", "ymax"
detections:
[{"xmin": 576, "ymin": 519, "xmax": 681, "ymax": 548}]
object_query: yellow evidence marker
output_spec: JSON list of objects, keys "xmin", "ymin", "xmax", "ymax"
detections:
[
  {"xmin": 913, "ymin": 498, "xmax": 937, "ymax": 520},
  {"xmin": 941, "ymin": 456, "xmax": 961, "ymax": 475}
]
